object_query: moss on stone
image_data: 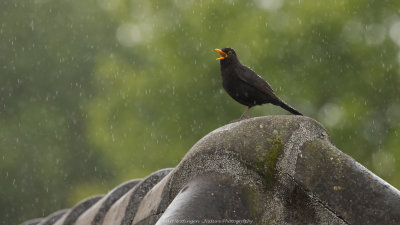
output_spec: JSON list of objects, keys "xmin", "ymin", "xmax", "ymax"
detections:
[
  {"xmin": 265, "ymin": 135, "xmax": 283, "ymax": 183},
  {"xmin": 243, "ymin": 183, "xmax": 261, "ymax": 220},
  {"xmin": 253, "ymin": 132, "xmax": 283, "ymax": 187}
]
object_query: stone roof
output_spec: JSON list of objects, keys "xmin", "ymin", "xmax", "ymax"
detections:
[{"xmin": 21, "ymin": 116, "xmax": 400, "ymax": 225}]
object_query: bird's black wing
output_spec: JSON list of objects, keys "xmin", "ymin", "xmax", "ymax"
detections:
[
  {"xmin": 234, "ymin": 65, "xmax": 277, "ymax": 98},
  {"xmin": 234, "ymin": 65, "xmax": 303, "ymax": 115}
]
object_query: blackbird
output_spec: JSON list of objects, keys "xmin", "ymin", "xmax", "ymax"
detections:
[{"xmin": 215, "ymin": 47, "xmax": 302, "ymax": 119}]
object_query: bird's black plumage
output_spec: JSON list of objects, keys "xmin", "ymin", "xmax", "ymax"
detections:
[{"xmin": 215, "ymin": 47, "xmax": 302, "ymax": 119}]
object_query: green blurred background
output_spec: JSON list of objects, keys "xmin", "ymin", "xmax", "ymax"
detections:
[{"xmin": 1, "ymin": 0, "xmax": 400, "ymax": 224}]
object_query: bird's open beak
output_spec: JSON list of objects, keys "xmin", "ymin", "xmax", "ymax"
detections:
[{"xmin": 215, "ymin": 49, "xmax": 227, "ymax": 60}]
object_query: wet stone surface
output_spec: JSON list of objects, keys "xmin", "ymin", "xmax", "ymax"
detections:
[{"xmin": 20, "ymin": 116, "xmax": 400, "ymax": 225}]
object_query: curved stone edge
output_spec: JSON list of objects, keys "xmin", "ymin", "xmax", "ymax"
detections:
[
  {"xmin": 52, "ymin": 195, "xmax": 103, "ymax": 225},
  {"xmin": 156, "ymin": 173, "xmax": 259, "ymax": 225},
  {"xmin": 132, "ymin": 171, "xmax": 173, "ymax": 224},
  {"xmin": 294, "ymin": 138, "xmax": 400, "ymax": 225},
  {"xmin": 20, "ymin": 116, "xmax": 400, "ymax": 225},
  {"xmin": 120, "ymin": 168, "xmax": 172, "ymax": 225},
  {"xmin": 37, "ymin": 209, "xmax": 69, "ymax": 225},
  {"xmin": 20, "ymin": 169, "xmax": 172, "ymax": 225},
  {"xmin": 101, "ymin": 168, "xmax": 173, "ymax": 225},
  {"xmin": 19, "ymin": 218, "xmax": 43, "ymax": 225},
  {"xmin": 88, "ymin": 179, "xmax": 141, "ymax": 225},
  {"xmin": 72, "ymin": 179, "xmax": 141, "ymax": 225}
]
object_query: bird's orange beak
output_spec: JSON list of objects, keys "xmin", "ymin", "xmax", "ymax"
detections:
[{"xmin": 215, "ymin": 49, "xmax": 227, "ymax": 60}]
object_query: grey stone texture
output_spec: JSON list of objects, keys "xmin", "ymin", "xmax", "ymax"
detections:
[{"xmin": 20, "ymin": 116, "xmax": 400, "ymax": 225}]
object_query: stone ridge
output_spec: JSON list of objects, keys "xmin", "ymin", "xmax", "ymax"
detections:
[{"xmin": 20, "ymin": 116, "xmax": 400, "ymax": 225}]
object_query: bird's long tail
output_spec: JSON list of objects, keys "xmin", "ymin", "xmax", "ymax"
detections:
[{"xmin": 276, "ymin": 100, "xmax": 303, "ymax": 116}]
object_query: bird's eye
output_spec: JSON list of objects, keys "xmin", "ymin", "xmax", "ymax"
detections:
[{"xmin": 228, "ymin": 51, "xmax": 232, "ymax": 55}]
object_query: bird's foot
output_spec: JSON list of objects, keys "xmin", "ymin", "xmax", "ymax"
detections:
[{"xmin": 229, "ymin": 116, "xmax": 252, "ymax": 124}]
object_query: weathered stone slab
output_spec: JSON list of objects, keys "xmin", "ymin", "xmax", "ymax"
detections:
[{"xmin": 20, "ymin": 116, "xmax": 400, "ymax": 225}]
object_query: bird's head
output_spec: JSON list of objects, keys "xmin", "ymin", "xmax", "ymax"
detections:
[{"xmin": 215, "ymin": 47, "xmax": 239, "ymax": 64}]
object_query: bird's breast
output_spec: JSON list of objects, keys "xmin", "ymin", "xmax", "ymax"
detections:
[{"xmin": 219, "ymin": 65, "xmax": 270, "ymax": 107}]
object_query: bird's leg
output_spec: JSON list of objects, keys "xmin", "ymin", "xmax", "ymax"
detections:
[{"xmin": 239, "ymin": 106, "xmax": 252, "ymax": 120}]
